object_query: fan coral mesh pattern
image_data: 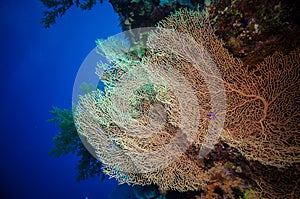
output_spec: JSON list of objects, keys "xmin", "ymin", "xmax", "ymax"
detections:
[
  {"xmin": 74, "ymin": 9, "xmax": 300, "ymax": 193},
  {"xmin": 154, "ymin": 9, "xmax": 300, "ymax": 168}
]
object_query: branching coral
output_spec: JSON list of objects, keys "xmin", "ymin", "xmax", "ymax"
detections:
[
  {"xmin": 73, "ymin": 8, "xmax": 300, "ymax": 197},
  {"xmin": 154, "ymin": 9, "xmax": 300, "ymax": 168}
]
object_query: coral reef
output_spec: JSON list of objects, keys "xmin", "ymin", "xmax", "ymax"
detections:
[
  {"xmin": 107, "ymin": 0, "xmax": 300, "ymax": 66},
  {"xmin": 205, "ymin": 0, "xmax": 300, "ymax": 65},
  {"xmin": 74, "ymin": 8, "xmax": 299, "ymax": 198},
  {"xmin": 108, "ymin": 0, "xmax": 201, "ymax": 31}
]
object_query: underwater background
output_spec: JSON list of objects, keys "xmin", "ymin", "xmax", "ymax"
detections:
[
  {"xmin": 0, "ymin": 0, "xmax": 121, "ymax": 198},
  {"xmin": 1, "ymin": 0, "xmax": 299, "ymax": 199}
]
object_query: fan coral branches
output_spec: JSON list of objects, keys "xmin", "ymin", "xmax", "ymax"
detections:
[{"xmin": 73, "ymin": 8, "xmax": 300, "ymax": 197}]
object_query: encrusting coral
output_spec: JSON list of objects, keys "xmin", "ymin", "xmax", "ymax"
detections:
[{"xmin": 74, "ymin": 8, "xmax": 299, "ymax": 198}]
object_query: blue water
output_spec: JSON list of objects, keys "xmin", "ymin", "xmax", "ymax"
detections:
[{"xmin": 0, "ymin": 0, "xmax": 124, "ymax": 198}]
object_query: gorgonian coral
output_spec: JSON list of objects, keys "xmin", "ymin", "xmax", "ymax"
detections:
[{"xmin": 74, "ymin": 9, "xmax": 299, "ymax": 197}]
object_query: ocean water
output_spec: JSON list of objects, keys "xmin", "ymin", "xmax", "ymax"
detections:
[{"xmin": 0, "ymin": 0, "xmax": 122, "ymax": 198}]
